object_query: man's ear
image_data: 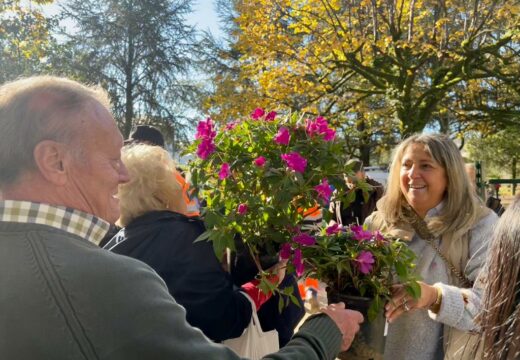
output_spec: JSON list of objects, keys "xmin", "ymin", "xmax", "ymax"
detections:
[{"xmin": 33, "ymin": 140, "xmax": 69, "ymax": 186}]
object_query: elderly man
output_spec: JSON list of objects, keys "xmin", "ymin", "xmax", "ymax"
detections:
[{"xmin": 0, "ymin": 76, "xmax": 363, "ymax": 360}]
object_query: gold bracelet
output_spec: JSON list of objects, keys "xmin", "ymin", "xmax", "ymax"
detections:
[{"xmin": 429, "ymin": 286, "xmax": 443, "ymax": 314}]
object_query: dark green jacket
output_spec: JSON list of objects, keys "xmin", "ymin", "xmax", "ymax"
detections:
[{"xmin": 0, "ymin": 221, "xmax": 342, "ymax": 360}]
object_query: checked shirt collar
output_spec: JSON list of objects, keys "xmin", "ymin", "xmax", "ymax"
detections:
[{"xmin": 0, "ymin": 200, "xmax": 110, "ymax": 244}]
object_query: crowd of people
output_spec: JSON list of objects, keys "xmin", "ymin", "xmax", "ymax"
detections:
[{"xmin": 0, "ymin": 75, "xmax": 518, "ymax": 360}]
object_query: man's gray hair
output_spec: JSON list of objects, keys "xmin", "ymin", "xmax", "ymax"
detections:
[{"xmin": 0, "ymin": 76, "xmax": 111, "ymax": 187}]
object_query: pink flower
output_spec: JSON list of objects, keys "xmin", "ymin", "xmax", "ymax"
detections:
[
  {"xmin": 314, "ymin": 178, "xmax": 333, "ymax": 203},
  {"xmin": 326, "ymin": 224, "xmax": 342, "ymax": 235},
  {"xmin": 293, "ymin": 248, "xmax": 304, "ymax": 276},
  {"xmin": 351, "ymin": 225, "xmax": 373, "ymax": 242},
  {"xmin": 237, "ymin": 203, "xmax": 248, "ymax": 215},
  {"xmin": 224, "ymin": 120, "xmax": 240, "ymax": 131},
  {"xmin": 250, "ymin": 107, "xmax": 265, "ymax": 120},
  {"xmin": 195, "ymin": 118, "xmax": 216, "ymax": 140},
  {"xmin": 306, "ymin": 116, "xmax": 336, "ymax": 141},
  {"xmin": 374, "ymin": 231, "xmax": 386, "ymax": 243},
  {"xmin": 253, "ymin": 156, "xmax": 266, "ymax": 167},
  {"xmin": 292, "ymin": 233, "xmax": 316, "ymax": 246},
  {"xmin": 280, "ymin": 243, "xmax": 292, "ymax": 260},
  {"xmin": 265, "ymin": 111, "xmax": 277, "ymax": 121},
  {"xmin": 356, "ymin": 250, "xmax": 375, "ymax": 274},
  {"xmin": 281, "ymin": 152, "xmax": 307, "ymax": 173},
  {"xmin": 274, "ymin": 126, "xmax": 291, "ymax": 145},
  {"xmin": 195, "ymin": 118, "xmax": 217, "ymax": 159},
  {"xmin": 218, "ymin": 163, "xmax": 230, "ymax": 180},
  {"xmin": 196, "ymin": 139, "xmax": 216, "ymax": 160}
]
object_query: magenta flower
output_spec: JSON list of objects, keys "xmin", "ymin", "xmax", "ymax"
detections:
[
  {"xmin": 224, "ymin": 120, "xmax": 240, "ymax": 131},
  {"xmin": 195, "ymin": 118, "xmax": 217, "ymax": 159},
  {"xmin": 196, "ymin": 139, "xmax": 216, "ymax": 160},
  {"xmin": 265, "ymin": 111, "xmax": 277, "ymax": 121},
  {"xmin": 314, "ymin": 178, "xmax": 333, "ymax": 203},
  {"xmin": 253, "ymin": 156, "xmax": 266, "ymax": 167},
  {"xmin": 218, "ymin": 163, "xmax": 231, "ymax": 180},
  {"xmin": 195, "ymin": 118, "xmax": 216, "ymax": 140},
  {"xmin": 374, "ymin": 231, "xmax": 386, "ymax": 243},
  {"xmin": 281, "ymin": 152, "xmax": 307, "ymax": 173},
  {"xmin": 351, "ymin": 225, "xmax": 373, "ymax": 242},
  {"xmin": 237, "ymin": 203, "xmax": 248, "ymax": 215},
  {"xmin": 293, "ymin": 233, "xmax": 316, "ymax": 246},
  {"xmin": 280, "ymin": 243, "xmax": 292, "ymax": 260},
  {"xmin": 305, "ymin": 116, "xmax": 336, "ymax": 141},
  {"xmin": 274, "ymin": 126, "xmax": 291, "ymax": 145},
  {"xmin": 250, "ymin": 107, "xmax": 265, "ymax": 120},
  {"xmin": 293, "ymin": 248, "xmax": 304, "ymax": 276},
  {"xmin": 356, "ymin": 250, "xmax": 375, "ymax": 274},
  {"xmin": 326, "ymin": 223, "xmax": 342, "ymax": 235}
]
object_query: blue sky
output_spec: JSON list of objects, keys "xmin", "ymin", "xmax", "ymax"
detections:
[{"xmin": 188, "ymin": 0, "xmax": 222, "ymax": 36}]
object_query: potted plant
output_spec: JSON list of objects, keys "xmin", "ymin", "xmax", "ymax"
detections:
[
  {"xmin": 186, "ymin": 109, "xmax": 364, "ymax": 303},
  {"xmin": 302, "ymin": 224, "xmax": 420, "ymax": 359}
]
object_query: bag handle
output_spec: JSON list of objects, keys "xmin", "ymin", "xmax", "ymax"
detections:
[
  {"xmin": 240, "ymin": 292, "xmax": 262, "ymax": 328},
  {"xmin": 402, "ymin": 206, "xmax": 473, "ymax": 288}
]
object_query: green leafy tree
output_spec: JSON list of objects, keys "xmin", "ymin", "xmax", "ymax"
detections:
[
  {"xmin": 0, "ymin": 0, "xmax": 56, "ymax": 83},
  {"xmin": 59, "ymin": 0, "xmax": 201, "ymax": 149}
]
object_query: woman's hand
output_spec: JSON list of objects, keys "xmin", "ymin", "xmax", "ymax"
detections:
[{"xmin": 385, "ymin": 282, "xmax": 438, "ymax": 322}]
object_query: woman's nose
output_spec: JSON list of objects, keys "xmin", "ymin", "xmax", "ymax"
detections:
[{"xmin": 407, "ymin": 164, "xmax": 420, "ymax": 178}]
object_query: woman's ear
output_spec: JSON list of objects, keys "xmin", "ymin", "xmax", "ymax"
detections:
[{"xmin": 33, "ymin": 140, "xmax": 69, "ymax": 186}]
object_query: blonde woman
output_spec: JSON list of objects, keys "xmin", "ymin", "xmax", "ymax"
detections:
[
  {"xmin": 365, "ymin": 134, "xmax": 497, "ymax": 360},
  {"xmin": 103, "ymin": 144, "xmax": 278, "ymax": 342},
  {"xmin": 477, "ymin": 195, "xmax": 520, "ymax": 360}
]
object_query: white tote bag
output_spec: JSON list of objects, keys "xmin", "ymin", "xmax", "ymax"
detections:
[{"xmin": 222, "ymin": 293, "xmax": 279, "ymax": 360}]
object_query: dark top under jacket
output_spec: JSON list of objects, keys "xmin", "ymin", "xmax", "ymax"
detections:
[{"xmin": 104, "ymin": 210, "xmax": 252, "ymax": 342}]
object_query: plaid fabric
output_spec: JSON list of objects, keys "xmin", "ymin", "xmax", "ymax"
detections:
[{"xmin": 0, "ymin": 200, "xmax": 110, "ymax": 244}]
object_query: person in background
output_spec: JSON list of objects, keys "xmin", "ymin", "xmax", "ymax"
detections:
[
  {"xmin": 125, "ymin": 124, "xmax": 201, "ymax": 218},
  {"xmin": 331, "ymin": 158, "xmax": 384, "ymax": 226},
  {"xmin": 476, "ymin": 195, "xmax": 520, "ymax": 360},
  {"xmin": 104, "ymin": 144, "xmax": 285, "ymax": 342},
  {"xmin": 365, "ymin": 134, "xmax": 497, "ymax": 360},
  {"xmin": 0, "ymin": 75, "xmax": 363, "ymax": 360}
]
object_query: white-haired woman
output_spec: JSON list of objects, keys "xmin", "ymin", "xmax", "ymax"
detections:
[
  {"xmin": 365, "ymin": 133, "xmax": 497, "ymax": 360},
  {"xmin": 103, "ymin": 144, "xmax": 281, "ymax": 343}
]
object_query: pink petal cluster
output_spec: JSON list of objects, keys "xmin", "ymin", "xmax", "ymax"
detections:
[
  {"xmin": 293, "ymin": 248, "xmax": 304, "ymax": 276},
  {"xmin": 274, "ymin": 126, "xmax": 291, "ymax": 145},
  {"xmin": 250, "ymin": 107, "xmax": 265, "ymax": 120},
  {"xmin": 314, "ymin": 178, "xmax": 333, "ymax": 203},
  {"xmin": 253, "ymin": 156, "xmax": 266, "ymax": 167},
  {"xmin": 237, "ymin": 203, "xmax": 248, "ymax": 215},
  {"xmin": 281, "ymin": 152, "xmax": 307, "ymax": 173},
  {"xmin": 326, "ymin": 223, "xmax": 342, "ymax": 235},
  {"xmin": 195, "ymin": 118, "xmax": 217, "ymax": 159},
  {"xmin": 351, "ymin": 225, "xmax": 373, "ymax": 242},
  {"xmin": 356, "ymin": 250, "xmax": 375, "ymax": 274},
  {"xmin": 218, "ymin": 163, "xmax": 231, "ymax": 180},
  {"xmin": 374, "ymin": 231, "xmax": 386, "ymax": 244},
  {"xmin": 224, "ymin": 120, "xmax": 240, "ymax": 131},
  {"xmin": 280, "ymin": 243, "xmax": 292, "ymax": 260},
  {"xmin": 306, "ymin": 116, "xmax": 336, "ymax": 141},
  {"xmin": 292, "ymin": 233, "xmax": 316, "ymax": 246},
  {"xmin": 265, "ymin": 111, "xmax": 277, "ymax": 121}
]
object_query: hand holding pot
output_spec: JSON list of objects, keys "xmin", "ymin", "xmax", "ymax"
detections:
[
  {"xmin": 385, "ymin": 282, "xmax": 438, "ymax": 322},
  {"xmin": 321, "ymin": 302, "xmax": 364, "ymax": 351}
]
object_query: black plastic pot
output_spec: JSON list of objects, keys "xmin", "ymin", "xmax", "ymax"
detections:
[{"xmin": 326, "ymin": 288, "xmax": 386, "ymax": 360}]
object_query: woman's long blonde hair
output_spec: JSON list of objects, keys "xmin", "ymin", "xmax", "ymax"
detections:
[
  {"xmin": 478, "ymin": 196, "xmax": 520, "ymax": 359},
  {"xmin": 117, "ymin": 144, "xmax": 186, "ymax": 227},
  {"xmin": 375, "ymin": 134, "xmax": 486, "ymax": 267}
]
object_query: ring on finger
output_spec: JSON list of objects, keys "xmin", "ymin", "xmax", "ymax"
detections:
[{"xmin": 403, "ymin": 302, "xmax": 410, "ymax": 312}]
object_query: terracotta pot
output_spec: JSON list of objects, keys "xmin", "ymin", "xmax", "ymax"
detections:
[{"xmin": 326, "ymin": 288, "xmax": 386, "ymax": 360}]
